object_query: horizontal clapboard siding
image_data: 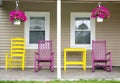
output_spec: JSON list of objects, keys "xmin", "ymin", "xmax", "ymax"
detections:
[
  {"xmin": 0, "ymin": 1, "xmax": 56, "ymax": 67},
  {"xmin": 61, "ymin": 3, "xmax": 120, "ymax": 66}
]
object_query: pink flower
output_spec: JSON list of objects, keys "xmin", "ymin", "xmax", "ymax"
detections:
[
  {"xmin": 91, "ymin": 6, "xmax": 110, "ymax": 19},
  {"xmin": 9, "ymin": 10, "xmax": 27, "ymax": 23}
]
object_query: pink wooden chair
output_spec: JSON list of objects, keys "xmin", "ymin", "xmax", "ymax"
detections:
[
  {"xmin": 92, "ymin": 40, "xmax": 112, "ymax": 72},
  {"xmin": 34, "ymin": 40, "xmax": 54, "ymax": 72}
]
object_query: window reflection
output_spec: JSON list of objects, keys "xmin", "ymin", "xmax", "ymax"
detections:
[
  {"xmin": 75, "ymin": 31, "xmax": 90, "ymax": 44},
  {"xmin": 30, "ymin": 17, "xmax": 45, "ymax": 29},
  {"xmin": 75, "ymin": 17, "xmax": 90, "ymax": 30}
]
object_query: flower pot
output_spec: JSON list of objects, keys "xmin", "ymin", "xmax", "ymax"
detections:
[
  {"xmin": 97, "ymin": 17, "xmax": 103, "ymax": 22},
  {"xmin": 14, "ymin": 20, "xmax": 21, "ymax": 25}
]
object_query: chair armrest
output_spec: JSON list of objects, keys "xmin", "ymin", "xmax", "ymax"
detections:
[
  {"xmin": 105, "ymin": 52, "xmax": 112, "ymax": 59},
  {"xmin": 50, "ymin": 51, "xmax": 54, "ymax": 59},
  {"xmin": 35, "ymin": 52, "xmax": 39, "ymax": 55},
  {"xmin": 106, "ymin": 52, "xmax": 111, "ymax": 56},
  {"xmin": 34, "ymin": 52, "xmax": 39, "ymax": 59},
  {"xmin": 51, "ymin": 51, "xmax": 54, "ymax": 55}
]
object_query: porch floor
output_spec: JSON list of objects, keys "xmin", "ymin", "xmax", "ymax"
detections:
[
  {"xmin": 0, "ymin": 68, "xmax": 57, "ymax": 81},
  {"xmin": 61, "ymin": 67, "xmax": 120, "ymax": 80},
  {"xmin": 0, "ymin": 67, "xmax": 119, "ymax": 81}
]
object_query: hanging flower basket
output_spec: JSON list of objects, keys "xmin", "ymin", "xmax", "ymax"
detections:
[
  {"xmin": 9, "ymin": 10, "xmax": 27, "ymax": 25},
  {"xmin": 91, "ymin": 6, "xmax": 110, "ymax": 22},
  {"xmin": 14, "ymin": 19, "xmax": 21, "ymax": 25},
  {"xmin": 97, "ymin": 17, "xmax": 103, "ymax": 22}
]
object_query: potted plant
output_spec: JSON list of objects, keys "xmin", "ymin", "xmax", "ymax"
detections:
[
  {"xmin": 91, "ymin": 5, "xmax": 110, "ymax": 22},
  {"xmin": 9, "ymin": 10, "xmax": 27, "ymax": 25}
]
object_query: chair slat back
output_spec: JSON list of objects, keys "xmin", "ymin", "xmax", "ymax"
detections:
[
  {"xmin": 11, "ymin": 38, "xmax": 25, "ymax": 56},
  {"xmin": 38, "ymin": 40, "xmax": 52, "ymax": 60},
  {"xmin": 92, "ymin": 40, "xmax": 106, "ymax": 59}
]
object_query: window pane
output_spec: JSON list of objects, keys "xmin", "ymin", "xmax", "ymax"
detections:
[
  {"xmin": 75, "ymin": 17, "xmax": 90, "ymax": 30},
  {"xmin": 30, "ymin": 17, "xmax": 45, "ymax": 29},
  {"xmin": 30, "ymin": 31, "xmax": 45, "ymax": 44},
  {"xmin": 75, "ymin": 31, "xmax": 90, "ymax": 44}
]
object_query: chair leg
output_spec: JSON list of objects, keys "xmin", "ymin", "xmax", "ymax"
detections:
[
  {"xmin": 92, "ymin": 61, "xmax": 95, "ymax": 72},
  {"xmin": 104, "ymin": 62, "xmax": 107, "ymax": 71},
  {"xmin": 110, "ymin": 65, "xmax": 112, "ymax": 72},
  {"xmin": 22, "ymin": 56, "xmax": 25, "ymax": 71},
  {"xmin": 5, "ymin": 54, "xmax": 8, "ymax": 70},
  {"xmin": 38, "ymin": 62, "xmax": 41, "ymax": 71},
  {"xmin": 5, "ymin": 61, "xmax": 8, "ymax": 70},
  {"xmin": 110, "ymin": 59, "xmax": 112, "ymax": 72},
  {"xmin": 50, "ymin": 60, "xmax": 54, "ymax": 72},
  {"xmin": 105, "ymin": 61, "xmax": 112, "ymax": 72},
  {"xmin": 34, "ymin": 59, "xmax": 38, "ymax": 72},
  {"xmin": 92, "ymin": 66, "xmax": 95, "ymax": 72},
  {"xmin": 10, "ymin": 57, "xmax": 12, "ymax": 69}
]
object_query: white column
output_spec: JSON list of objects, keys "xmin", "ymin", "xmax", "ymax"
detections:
[{"xmin": 57, "ymin": 0, "xmax": 61, "ymax": 79}]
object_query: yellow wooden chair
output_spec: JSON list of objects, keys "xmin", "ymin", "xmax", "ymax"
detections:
[{"xmin": 5, "ymin": 38, "xmax": 25, "ymax": 71}]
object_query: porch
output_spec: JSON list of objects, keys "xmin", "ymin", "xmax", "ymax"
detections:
[
  {"xmin": 0, "ymin": 68, "xmax": 57, "ymax": 81},
  {"xmin": 62, "ymin": 67, "xmax": 120, "ymax": 80},
  {"xmin": 0, "ymin": 67, "xmax": 119, "ymax": 80}
]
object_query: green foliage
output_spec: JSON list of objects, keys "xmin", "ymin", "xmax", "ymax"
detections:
[{"xmin": 0, "ymin": 79, "xmax": 120, "ymax": 83}]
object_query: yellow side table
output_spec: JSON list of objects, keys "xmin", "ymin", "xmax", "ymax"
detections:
[{"xmin": 64, "ymin": 48, "xmax": 86, "ymax": 71}]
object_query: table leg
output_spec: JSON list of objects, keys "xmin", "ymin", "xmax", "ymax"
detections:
[
  {"xmin": 64, "ymin": 50, "xmax": 66, "ymax": 71},
  {"xmin": 83, "ymin": 49, "xmax": 86, "ymax": 71}
]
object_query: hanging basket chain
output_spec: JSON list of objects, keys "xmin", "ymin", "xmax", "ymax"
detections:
[
  {"xmin": 98, "ymin": 2, "xmax": 101, "ymax": 7},
  {"xmin": 16, "ymin": 0, "xmax": 19, "ymax": 10}
]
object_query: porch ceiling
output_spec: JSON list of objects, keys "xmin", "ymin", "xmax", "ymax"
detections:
[
  {"xmin": 62, "ymin": 0, "xmax": 120, "ymax": 3},
  {"xmin": 2, "ymin": 0, "xmax": 120, "ymax": 3},
  {"xmin": 2, "ymin": 0, "xmax": 56, "ymax": 2},
  {"xmin": 62, "ymin": 0, "xmax": 120, "ymax": 1}
]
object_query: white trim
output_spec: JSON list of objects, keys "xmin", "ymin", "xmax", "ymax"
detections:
[
  {"xmin": 24, "ymin": 12, "xmax": 50, "ymax": 49},
  {"xmin": 57, "ymin": 0, "xmax": 61, "ymax": 79},
  {"xmin": 70, "ymin": 12, "xmax": 95, "ymax": 49}
]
